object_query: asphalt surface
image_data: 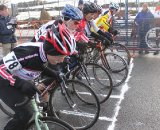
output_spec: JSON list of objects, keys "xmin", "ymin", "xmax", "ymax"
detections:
[{"xmin": 0, "ymin": 50, "xmax": 160, "ymax": 130}]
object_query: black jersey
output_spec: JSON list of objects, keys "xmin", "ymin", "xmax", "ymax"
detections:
[{"xmin": 2, "ymin": 42, "xmax": 47, "ymax": 80}]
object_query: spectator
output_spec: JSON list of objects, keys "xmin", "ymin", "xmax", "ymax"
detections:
[
  {"xmin": 0, "ymin": 4, "xmax": 17, "ymax": 57},
  {"xmin": 135, "ymin": 3, "xmax": 154, "ymax": 54},
  {"xmin": 78, "ymin": 0, "xmax": 84, "ymax": 11}
]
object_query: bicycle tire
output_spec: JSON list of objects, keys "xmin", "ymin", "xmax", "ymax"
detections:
[
  {"xmin": 95, "ymin": 52, "xmax": 128, "ymax": 73},
  {"xmin": 49, "ymin": 80, "xmax": 100, "ymax": 130},
  {"xmin": 0, "ymin": 100, "xmax": 14, "ymax": 117},
  {"xmin": 108, "ymin": 64, "xmax": 128, "ymax": 88},
  {"xmin": 104, "ymin": 52, "xmax": 128, "ymax": 73},
  {"xmin": 26, "ymin": 117, "xmax": 75, "ymax": 130},
  {"xmin": 93, "ymin": 52, "xmax": 129, "ymax": 87},
  {"xmin": 108, "ymin": 42, "xmax": 131, "ymax": 65},
  {"xmin": 72, "ymin": 63, "xmax": 113, "ymax": 104},
  {"xmin": 145, "ymin": 27, "xmax": 160, "ymax": 49}
]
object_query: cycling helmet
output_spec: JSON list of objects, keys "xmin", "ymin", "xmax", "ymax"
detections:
[
  {"xmin": 96, "ymin": 4, "xmax": 102, "ymax": 14},
  {"xmin": 78, "ymin": 0, "xmax": 83, "ymax": 5},
  {"xmin": 61, "ymin": 4, "xmax": 83, "ymax": 20},
  {"xmin": 109, "ymin": 2, "xmax": 119, "ymax": 10},
  {"xmin": 44, "ymin": 23, "xmax": 76, "ymax": 56},
  {"xmin": 82, "ymin": 2, "xmax": 98, "ymax": 14}
]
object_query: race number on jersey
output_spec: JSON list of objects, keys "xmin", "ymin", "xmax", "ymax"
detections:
[{"xmin": 3, "ymin": 52, "xmax": 22, "ymax": 73}]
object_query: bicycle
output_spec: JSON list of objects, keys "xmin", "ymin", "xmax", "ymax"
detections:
[
  {"xmin": 0, "ymin": 61, "xmax": 100, "ymax": 130},
  {"xmin": 145, "ymin": 26, "xmax": 160, "ymax": 49},
  {"xmin": 70, "ymin": 54, "xmax": 113, "ymax": 104},
  {"xmin": 107, "ymin": 42, "xmax": 131, "ymax": 65},
  {"xmin": 84, "ymin": 34, "xmax": 129, "ymax": 87},
  {"xmin": 34, "ymin": 63, "xmax": 100, "ymax": 130},
  {"xmin": 14, "ymin": 90, "xmax": 76, "ymax": 130}
]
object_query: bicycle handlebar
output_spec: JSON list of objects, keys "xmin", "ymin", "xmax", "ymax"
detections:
[{"xmin": 90, "ymin": 32, "xmax": 111, "ymax": 46}]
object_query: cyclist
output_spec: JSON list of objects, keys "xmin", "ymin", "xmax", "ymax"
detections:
[
  {"xmin": 31, "ymin": 4, "xmax": 83, "ymax": 42},
  {"xmin": 96, "ymin": 2, "xmax": 119, "ymax": 36},
  {"xmin": 78, "ymin": 0, "xmax": 84, "ymax": 11},
  {"xmin": 30, "ymin": 4, "xmax": 83, "ymax": 105},
  {"xmin": 0, "ymin": 14, "xmax": 78, "ymax": 130},
  {"xmin": 93, "ymin": 4, "xmax": 102, "ymax": 20},
  {"xmin": 74, "ymin": 2, "xmax": 111, "ymax": 44}
]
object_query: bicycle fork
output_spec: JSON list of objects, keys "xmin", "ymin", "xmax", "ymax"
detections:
[{"xmin": 60, "ymin": 80, "xmax": 77, "ymax": 109}]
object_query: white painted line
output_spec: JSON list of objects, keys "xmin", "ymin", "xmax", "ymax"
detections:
[
  {"xmin": 82, "ymin": 77, "xmax": 109, "ymax": 81},
  {"xmin": 109, "ymin": 95, "xmax": 122, "ymax": 99},
  {"xmin": 60, "ymin": 110, "xmax": 114, "ymax": 122},
  {"xmin": 60, "ymin": 110, "xmax": 96, "ymax": 118},
  {"xmin": 77, "ymin": 92, "xmax": 110, "ymax": 98},
  {"xmin": 107, "ymin": 58, "xmax": 134, "ymax": 130},
  {"xmin": 82, "ymin": 77, "xmax": 121, "ymax": 82},
  {"xmin": 99, "ymin": 116, "xmax": 114, "ymax": 122}
]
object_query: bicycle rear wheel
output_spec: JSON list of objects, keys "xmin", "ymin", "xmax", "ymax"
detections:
[
  {"xmin": 107, "ymin": 42, "xmax": 131, "ymax": 65},
  {"xmin": 49, "ymin": 80, "xmax": 100, "ymax": 130},
  {"xmin": 96, "ymin": 52, "xmax": 128, "ymax": 73},
  {"xmin": 98, "ymin": 53, "xmax": 129, "ymax": 87},
  {"xmin": 72, "ymin": 63, "xmax": 113, "ymax": 104},
  {"xmin": 145, "ymin": 27, "xmax": 160, "ymax": 49},
  {"xmin": 26, "ymin": 117, "xmax": 75, "ymax": 130}
]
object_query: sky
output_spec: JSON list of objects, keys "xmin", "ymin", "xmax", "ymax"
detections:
[
  {"xmin": 9, "ymin": 0, "xmax": 160, "ymax": 5},
  {"xmin": 7, "ymin": 0, "xmax": 160, "ymax": 20}
]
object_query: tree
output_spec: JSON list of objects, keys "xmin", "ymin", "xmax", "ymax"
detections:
[{"xmin": 39, "ymin": 9, "xmax": 52, "ymax": 21}]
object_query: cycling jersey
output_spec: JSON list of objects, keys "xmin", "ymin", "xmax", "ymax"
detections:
[
  {"xmin": 1, "ymin": 42, "xmax": 47, "ymax": 82},
  {"xmin": 34, "ymin": 20, "xmax": 55, "ymax": 42},
  {"xmin": 74, "ymin": 18, "xmax": 88, "ymax": 42},
  {"xmin": 74, "ymin": 18, "xmax": 99, "ymax": 42},
  {"xmin": 96, "ymin": 10, "xmax": 113, "ymax": 32},
  {"xmin": 33, "ymin": 19, "xmax": 63, "ymax": 42}
]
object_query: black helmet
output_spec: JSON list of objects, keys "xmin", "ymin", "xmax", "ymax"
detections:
[
  {"xmin": 82, "ymin": 2, "xmax": 98, "ymax": 14},
  {"xmin": 78, "ymin": 0, "xmax": 83, "ymax": 5}
]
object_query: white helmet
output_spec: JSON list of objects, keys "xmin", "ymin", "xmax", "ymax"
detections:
[{"xmin": 109, "ymin": 2, "xmax": 119, "ymax": 10}]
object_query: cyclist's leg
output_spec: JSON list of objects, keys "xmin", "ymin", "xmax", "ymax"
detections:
[
  {"xmin": 0, "ymin": 80, "xmax": 32, "ymax": 130},
  {"xmin": 0, "ymin": 77, "xmax": 33, "ymax": 130}
]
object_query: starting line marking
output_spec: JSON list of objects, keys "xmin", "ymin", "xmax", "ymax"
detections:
[{"xmin": 107, "ymin": 58, "xmax": 134, "ymax": 130}]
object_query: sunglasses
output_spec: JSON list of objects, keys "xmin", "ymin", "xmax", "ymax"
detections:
[{"xmin": 73, "ymin": 20, "xmax": 81, "ymax": 25}]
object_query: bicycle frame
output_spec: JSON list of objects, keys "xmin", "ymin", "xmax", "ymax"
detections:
[
  {"xmin": 31, "ymin": 97, "xmax": 49, "ymax": 130},
  {"xmin": 86, "ymin": 40, "xmax": 110, "ymax": 69},
  {"xmin": 37, "ymin": 71, "xmax": 77, "ymax": 110},
  {"xmin": 60, "ymin": 78, "xmax": 76, "ymax": 108}
]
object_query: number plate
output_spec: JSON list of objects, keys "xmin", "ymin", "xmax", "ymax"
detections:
[{"xmin": 3, "ymin": 52, "xmax": 22, "ymax": 73}]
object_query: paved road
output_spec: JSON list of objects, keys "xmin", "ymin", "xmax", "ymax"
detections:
[{"xmin": 0, "ymin": 51, "xmax": 160, "ymax": 130}]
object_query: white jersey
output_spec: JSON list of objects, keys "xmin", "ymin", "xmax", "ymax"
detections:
[
  {"xmin": 35, "ymin": 20, "xmax": 55, "ymax": 41},
  {"xmin": 85, "ymin": 20, "xmax": 99, "ymax": 36}
]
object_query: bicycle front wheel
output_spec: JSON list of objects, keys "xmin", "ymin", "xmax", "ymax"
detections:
[
  {"xmin": 99, "ymin": 53, "xmax": 129, "ymax": 87},
  {"xmin": 49, "ymin": 80, "xmax": 100, "ymax": 130},
  {"xmin": 73, "ymin": 63, "xmax": 113, "ymax": 104},
  {"xmin": 26, "ymin": 117, "xmax": 75, "ymax": 130}
]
